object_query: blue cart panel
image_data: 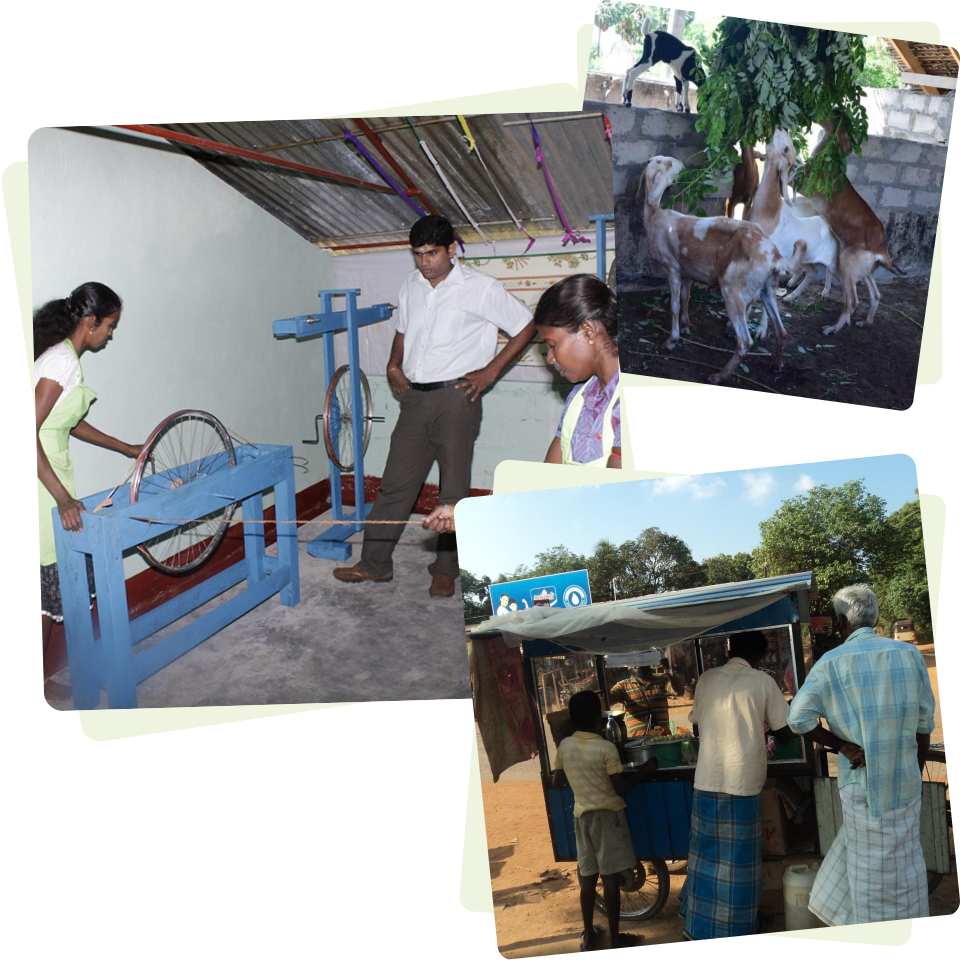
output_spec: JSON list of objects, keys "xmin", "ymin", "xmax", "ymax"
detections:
[{"xmin": 547, "ymin": 779, "xmax": 694, "ymax": 860}]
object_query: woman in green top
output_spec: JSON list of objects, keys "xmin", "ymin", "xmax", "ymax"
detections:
[{"xmin": 35, "ymin": 282, "xmax": 143, "ymax": 659}]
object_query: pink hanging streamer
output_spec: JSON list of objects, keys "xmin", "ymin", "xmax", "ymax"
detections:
[{"xmin": 531, "ymin": 120, "xmax": 590, "ymax": 247}]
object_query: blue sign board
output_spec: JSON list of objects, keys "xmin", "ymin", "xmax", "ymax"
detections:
[{"xmin": 489, "ymin": 569, "xmax": 592, "ymax": 616}]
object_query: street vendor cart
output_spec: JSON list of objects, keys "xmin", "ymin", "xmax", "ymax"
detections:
[{"xmin": 471, "ymin": 570, "xmax": 951, "ymax": 921}]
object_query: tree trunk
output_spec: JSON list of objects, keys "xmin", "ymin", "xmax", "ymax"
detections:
[{"xmin": 668, "ymin": 9, "xmax": 687, "ymax": 40}]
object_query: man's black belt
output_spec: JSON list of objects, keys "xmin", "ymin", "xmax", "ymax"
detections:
[{"xmin": 408, "ymin": 379, "xmax": 463, "ymax": 391}]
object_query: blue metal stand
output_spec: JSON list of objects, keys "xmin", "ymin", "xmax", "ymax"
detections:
[
  {"xmin": 53, "ymin": 443, "xmax": 300, "ymax": 709},
  {"xmin": 590, "ymin": 213, "xmax": 615, "ymax": 282},
  {"xmin": 273, "ymin": 289, "xmax": 393, "ymax": 561}
]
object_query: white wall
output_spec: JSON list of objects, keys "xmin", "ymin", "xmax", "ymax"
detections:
[{"xmin": 29, "ymin": 126, "xmax": 336, "ymax": 508}]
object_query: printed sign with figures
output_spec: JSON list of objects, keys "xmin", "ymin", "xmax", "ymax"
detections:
[{"xmin": 489, "ymin": 569, "xmax": 592, "ymax": 616}]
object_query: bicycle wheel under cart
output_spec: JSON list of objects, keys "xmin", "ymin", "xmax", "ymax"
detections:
[{"xmin": 595, "ymin": 857, "xmax": 670, "ymax": 921}]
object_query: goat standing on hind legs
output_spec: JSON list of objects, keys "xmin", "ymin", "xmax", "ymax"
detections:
[
  {"xmin": 800, "ymin": 111, "xmax": 904, "ymax": 335},
  {"xmin": 640, "ymin": 156, "xmax": 807, "ymax": 384},
  {"xmin": 622, "ymin": 16, "xmax": 706, "ymax": 112},
  {"xmin": 748, "ymin": 127, "xmax": 840, "ymax": 304}
]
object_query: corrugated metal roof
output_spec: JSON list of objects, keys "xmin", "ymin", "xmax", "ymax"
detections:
[{"xmin": 154, "ymin": 114, "xmax": 614, "ymax": 253}]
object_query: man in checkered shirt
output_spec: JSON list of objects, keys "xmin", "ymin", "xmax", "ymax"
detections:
[{"xmin": 788, "ymin": 584, "xmax": 936, "ymax": 925}]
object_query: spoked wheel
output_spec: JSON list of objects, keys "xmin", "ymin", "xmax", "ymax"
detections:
[
  {"xmin": 595, "ymin": 857, "xmax": 670, "ymax": 922},
  {"xmin": 130, "ymin": 410, "xmax": 237, "ymax": 575},
  {"xmin": 324, "ymin": 365, "xmax": 373, "ymax": 472}
]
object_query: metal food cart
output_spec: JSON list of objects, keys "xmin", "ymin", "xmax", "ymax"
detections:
[{"xmin": 472, "ymin": 572, "xmax": 819, "ymax": 920}]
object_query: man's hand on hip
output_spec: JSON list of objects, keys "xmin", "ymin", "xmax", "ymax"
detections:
[
  {"xmin": 387, "ymin": 365, "xmax": 410, "ymax": 395},
  {"xmin": 456, "ymin": 365, "xmax": 497, "ymax": 401},
  {"xmin": 839, "ymin": 741, "xmax": 866, "ymax": 769}
]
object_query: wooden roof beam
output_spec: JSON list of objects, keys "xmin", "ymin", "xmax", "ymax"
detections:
[{"xmin": 886, "ymin": 38, "xmax": 942, "ymax": 94}]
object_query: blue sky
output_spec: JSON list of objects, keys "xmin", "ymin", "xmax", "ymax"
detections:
[{"xmin": 455, "ymin": 455, "xmax": 920, "ymax": 579}]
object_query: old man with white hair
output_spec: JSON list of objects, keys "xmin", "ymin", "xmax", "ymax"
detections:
[{"xmin": 787, "ymin": 584, "xmax": 936, "ymax": 925}]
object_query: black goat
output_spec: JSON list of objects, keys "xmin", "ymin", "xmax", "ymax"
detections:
[{"xmin": 622, "ymin": 17, "xmax": 706, "ymax": 112}]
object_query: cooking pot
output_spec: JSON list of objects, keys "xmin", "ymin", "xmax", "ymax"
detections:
[{"xmin": 623, "ymin": 737, "xmax": 657, "ymax": 765}]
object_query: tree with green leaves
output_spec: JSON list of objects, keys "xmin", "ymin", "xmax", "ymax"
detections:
[
  {"xmin": 702, "ymin": 551, "xmax": 755, "ymax": 586},
  {"xmin": 871, "ymin": 496, "xmax": 932, "ymax": 641},
  {"xmin": 460, "ymin": 569, "xmax": 493, "ymax": 621},
  {"xmin": 586, "ymin": 537, "xmax": 625, "ymax": 603},
  {"xmin": 494, "ymin": 544, "xmax": 589, "ymax": 584},
  {"xmin": 619, "ymin": 526, "xmax": 707, "ymax": 597},
  {"xmin": 668, "ymin": 18, "xmax": 871, "ymax": 212},
  {"xmin": 751, "ymin": 480, "xmax": 892, "ymax": 615}
]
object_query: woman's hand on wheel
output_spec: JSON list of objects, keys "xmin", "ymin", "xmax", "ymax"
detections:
[{"xmin": 57, "ymin": 496, "xmax": 86, "ymax": 532}]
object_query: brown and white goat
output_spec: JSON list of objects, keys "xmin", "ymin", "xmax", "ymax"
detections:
[
  {"xmin": 801, "ymin": 113, "xmax": 903, "ymax": 335},
  {"xmin": 725, "ymin": 143, "xmax": 760, "ymax": 220},
  {"xmin": 640, "ymin": 156, "xmax": 806, "ymax": 383},
  {"xmin": 749, "ymin": 127, "xmax": 840, "ymax": 303}
]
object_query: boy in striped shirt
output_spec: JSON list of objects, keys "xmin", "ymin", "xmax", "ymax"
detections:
[{"xmin": 553, "ymin": 690, "xmax": 658, "ymax": 950}]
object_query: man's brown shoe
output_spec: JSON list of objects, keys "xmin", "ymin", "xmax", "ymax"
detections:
[
  {"xmin": 429, "ymin": 574, "xmax": 456, "ymax": 598},
  {"xmin": 333, "ymin": 563, "xmax": 392, "ymax": 584}
]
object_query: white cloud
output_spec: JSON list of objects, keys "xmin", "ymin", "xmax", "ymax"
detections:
[
  {"xmin": 741, "ymin": 471, "xmax": 776, "ymax": 504},
  {"xmin": 794, "ymin": 474, "xmax": 815, "ymax": 493},
  {"xmin": 652, "ymin": 475, "xmax": 726, "ymax": 499}
]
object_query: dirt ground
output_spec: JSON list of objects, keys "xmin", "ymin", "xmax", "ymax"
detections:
[
  {"xmin": 478, "ymin": 642, "xmax": 954, "ymax": 957},
  {"xmin": 618, "ymin": 275, "xmax": 928, "ymax": 410}
]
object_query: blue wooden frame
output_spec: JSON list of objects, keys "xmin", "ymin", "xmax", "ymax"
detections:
[
  {"xmin": 53, "ymin": 443, "xmax": 300, "ymax": 709},
  {"xmin": 589, "ymin": 213, "xmax": 614, "ymax": 283},
  {"xmin": 273, "ymin": 289, "xmax": 393, "ymax": 561}
]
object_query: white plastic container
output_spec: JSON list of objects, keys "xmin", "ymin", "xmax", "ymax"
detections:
[{"xmin": 782, "ymin": 863, "xmax": 827, "ymax": 930}]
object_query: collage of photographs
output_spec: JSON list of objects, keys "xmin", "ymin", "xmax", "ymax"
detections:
[{"xmin": 3, "ymin": 2, "xmax": 958, "ymax": 959}]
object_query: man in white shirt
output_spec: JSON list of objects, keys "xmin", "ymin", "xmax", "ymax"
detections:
[
  {"xmin": 679, "ymin": 631, "xmax": 796, "ymax": 940},
  {"xmin": 334, "ymin": 215, "xmax": 535, "ymax": 597}
]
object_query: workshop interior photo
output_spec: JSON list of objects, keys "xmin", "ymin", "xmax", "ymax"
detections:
[{"xmin": 28, "ymin": 115, "xmax": 614, "ymax": 709}]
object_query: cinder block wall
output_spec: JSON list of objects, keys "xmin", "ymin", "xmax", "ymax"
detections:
[
  {"xmin": 595, "ymin": 99, "xmax": 946, "ymax": 292},
  {"xmin": 864, "ymin": 87, "xmax": 953, "ymax": 144}
]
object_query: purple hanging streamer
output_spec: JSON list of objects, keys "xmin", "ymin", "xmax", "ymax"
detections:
[
  {"xmin": 531, "ymin": 121, "xmax": 590, "ymax": 247},
  {"xmin": 343, "ymin": 127, "xmax": 428, "ymax": 220}
]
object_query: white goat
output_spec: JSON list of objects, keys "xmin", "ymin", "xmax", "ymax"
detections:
[
  {"xmin": 640, "ymin": 156, "xmax": 806, "ymax": 383},
  {"xmin": 749, "ymin": 128, "xmax": 840, "ymax": 303}
]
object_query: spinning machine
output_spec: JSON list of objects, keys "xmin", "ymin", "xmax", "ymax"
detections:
[
  {"xmin": 54, "ymin": 411, "xmax": 300, "ymax": 709},
  {"xmin": 272, "ymin": 288, "xmax": 392, "ymax": 561}
]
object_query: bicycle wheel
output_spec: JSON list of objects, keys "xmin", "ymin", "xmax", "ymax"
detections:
[
  {"xmin": 323, "ymin": 365, "xmax": 373, "ymax": 472},
  {"xmin": 130, "ymin": 410, "xmax": 237, "ymax": 575},
  {"xmin": 595, "ymin": 857, "xmax": 670, "ymax": 922}
]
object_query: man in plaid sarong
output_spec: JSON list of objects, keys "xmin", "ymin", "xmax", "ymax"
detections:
[
  {"xmin": 679, "ymin": 631, "xmax": 796, "ymax": 939},
  {"xmin": 788, "ymin": 585, "xmax": 936, "ymax": 925}
]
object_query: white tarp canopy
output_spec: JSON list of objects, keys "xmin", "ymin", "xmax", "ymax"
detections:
[{"xmin": 471, "ymin": 572, "xmax": 813, "ymax": 654}]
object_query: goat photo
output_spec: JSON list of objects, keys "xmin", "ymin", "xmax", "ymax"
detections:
[{"xmin": 589, "ymin": 9, "xmax": 947, "ymax": 409}]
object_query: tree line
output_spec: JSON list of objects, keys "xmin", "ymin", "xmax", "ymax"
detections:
[{"xmin": 461, "ymin": 480, "xmax": 932, "ymax": 641}]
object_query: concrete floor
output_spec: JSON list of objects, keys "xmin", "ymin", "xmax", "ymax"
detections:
[{"xmin": 48, "ymin": 512, "xmax": 472, "ymax": 709}]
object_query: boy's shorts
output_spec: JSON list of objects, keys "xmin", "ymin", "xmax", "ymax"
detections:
[{"xmin": 574, "ymin": 808, "xmax": 637, "ymax": 877}]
